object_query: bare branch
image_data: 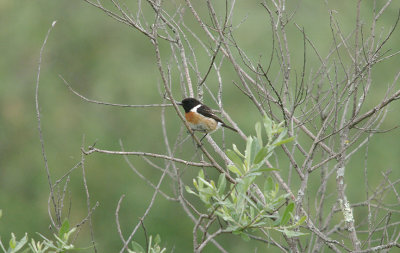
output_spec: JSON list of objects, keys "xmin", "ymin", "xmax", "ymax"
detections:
[
  {"xmin": 60, "ymin": 75, "xmax": 174, "ymax": 108},
  {"xmin": 83, "ymin": 146, "xmax": 214, "ymax": 167},
  {"xmin": 35, "ymin": 20, "xmax": 59, "ymax": 229}
]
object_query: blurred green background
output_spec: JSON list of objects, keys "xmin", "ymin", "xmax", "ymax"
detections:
[{"xmin": 1, "ymin": 0, "xmax": 399, "ymax": 252}]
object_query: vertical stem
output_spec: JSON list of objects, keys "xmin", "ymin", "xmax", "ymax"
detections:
[{"xmin": 336, "ymin": 129, "xmax": 361, "ymax": 251}]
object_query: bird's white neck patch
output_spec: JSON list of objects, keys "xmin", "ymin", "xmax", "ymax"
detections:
[{"xmin": 191, "ymin": 104, "xmax": 202, "ymax": 112}]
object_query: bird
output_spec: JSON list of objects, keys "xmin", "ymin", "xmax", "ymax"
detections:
[{"xmin": 178, "ymin": 98, "xmax": 237, "ymax": 142}]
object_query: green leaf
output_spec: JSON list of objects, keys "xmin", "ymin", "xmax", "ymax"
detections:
[
  {"xmin": 9, "ymin": 233, "xmax": 28, "ymax": 252},
  {"xmin": 281, "ymin": 203, "xmax": 294, "ymax": 226},
  {"xmin": 273, "ymin": 136, "xmax": 295, "ymax": 146},
  {"xmin": 238, "ymin": 177, "xmax": 255, "ymax": 194},
  {"xmin": 9, "ymin": 233, "xmax": 16, "ymax": 249},
  {"xmin": 58, "ymin": 219, "xmax": 70, "ymax": 238},
  {"xmin": 263, "ymin": 115, "xmax": 273, "ymax": 141},
  {"xmin": 244, "ymin": 136, "xmax": 253, "ymax": 171},
  {"xmin": 227, "ymin": 165, "xmax": 242, "ymax": 176},
  {"xmin": 198, "ymin": 177, "xmax": 214, "ymax": 189},
  {"xmin": 131, "ymin": 241, "xmax": 145, "ymax": 253},
  {"xmin": 198, "ymin": 170, "xmax": 205, "ymax": 188},
  {"xmin": 295, "ymin": 215, "xmax": 307, "ymax": 226},
  {"xmin": 251, "ymin": 137, "xmax": 260, "ymax": 167},
  {"xmin": 243, "ymin": 172, "xmax": 262, "ymax": 178},
  {"xmin": 185, "ymin": 185, "xmax": 196, "ymax": 195},
  {"xmin": 193, "ymin": 179, "xmax": 199, "ymax": 190},
  {"xmin": 255, "ymin": 122, "xmax": 263, "ymax": 147},
  {"xmin": 148, "ymin": 235, "xmax": 153, "ymax": 250},
  {"xmin": 276, "ymin": 229, "xmax": 307, "ymax": 238},
  {"xmin": 154, "ymin": 234, "xmax": 161, "ymax": 245},
  {"xmin": 253, "ymin": 147, "xmax": 269, "ymax": 164},
  {"xmin": 251, "ymin": 167, "xmax": 278, "ymax": 173},
  {"xmin": 232, "ymin": 144, "xmax": 245, "ymax": 158},
  {"xmin": 0, "ymin": 209, "xmax": 2, "ymax": 219},
  {"xmin": 217, "ymin": 174, "xmax": 226, "ymax": 195},
  {"xmin": 210, "ymin": 180, "xmax": 216, "ymax": 189},
  {"xmin": 264, "ymin": 177, "xmax": 274, "ymax": 194},
  {"xmin": 250, "ymin": 206, "xmax": 255, "ymax": 219},
  {"xmin": 226, "ymin": 149, "xmax": 243, "ymax": 172}
]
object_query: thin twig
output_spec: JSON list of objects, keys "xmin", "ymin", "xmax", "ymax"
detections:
[
  {"xmin": 60, "ymin": 75, "xmax": 174, "ymax": 108},
  {"xmin": 35, "ymin": 20, "xmax": 59, "ymax": 229},
  {"xmin": 115, "ymin": 194, "xmax": 126, "ymax": 244},
  {"xmin": 83, "ymin": 146, "xmax": 214, "ymax": 167},
  {"xmin": 81, "ymin": 135, "xmax": 97, "ymax": 252}
]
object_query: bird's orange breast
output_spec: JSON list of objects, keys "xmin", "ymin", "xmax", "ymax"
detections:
[
  {"xmin": 185, "ymin": 112, "xmax": 218, "ymax": 132},
  {"xmin": 185, "ymin": 111, "xmax": 201, "ymax": 124}
]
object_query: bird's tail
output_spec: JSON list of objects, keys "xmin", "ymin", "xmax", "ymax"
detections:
[{"xmin": 222, "ymin": 123, "xmax": 238, "ymax": 132}]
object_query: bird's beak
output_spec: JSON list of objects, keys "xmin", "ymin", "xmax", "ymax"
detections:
[{"xmin": 175, "ymin": 101, "xmax": 182, "ymax": 106}]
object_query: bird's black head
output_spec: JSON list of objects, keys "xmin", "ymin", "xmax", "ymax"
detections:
[{"xmin": 180, "ymin": 98, "xmax": 201, "ymax": 112}]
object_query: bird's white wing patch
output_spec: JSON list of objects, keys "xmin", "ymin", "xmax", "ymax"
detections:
[{"xmin": 191, "ymin": 104, "xmax": 202, "ymax": 112}]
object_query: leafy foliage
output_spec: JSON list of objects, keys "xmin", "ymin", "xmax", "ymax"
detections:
[
  {"xmin": 128, "ymin": 235, "xmax": 166, "ymax": 253},
  {"xmin": 0, "ymin": 218, "xmax": 77, "ymax": 253},
  {"xmin": 186, "ymin": 115, "xmax": 306, "ymax": 239}
]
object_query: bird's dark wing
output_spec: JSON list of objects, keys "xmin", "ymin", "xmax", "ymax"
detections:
[
  {"xmin": 197, "ymin": 105, "xmax": 224, "ymax": 123},
  {"xmin": 197, "ymin": 104, "xmax": 238, "ymax": 132}
]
